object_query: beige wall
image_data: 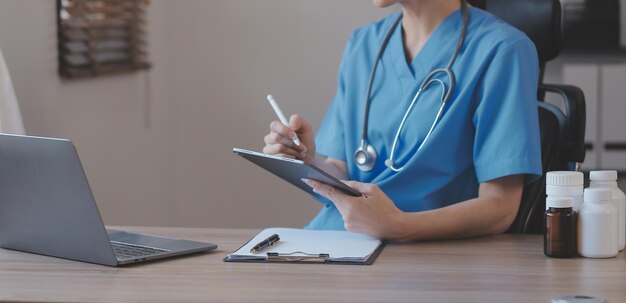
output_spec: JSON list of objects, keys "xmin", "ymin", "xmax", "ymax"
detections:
[
  {"xmin": 168, "ymin": 1, "xmax": 390, "ymax": 228},
  {"xmin": 0, "ymin": 0, "xmax": 177, "ymax": 226},
  {"xmin": 0, "ymin": 0, "xmax": 389, "ymax": 228}
]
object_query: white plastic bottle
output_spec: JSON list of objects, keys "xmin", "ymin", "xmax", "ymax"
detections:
[
  {"xmin": 546, "ymin": 171, "xmax": 584, "ymax": 212},
  {"xmin": 578, "ymin": 188, "xmax": 618, "ymax": 258},
  {"xmin": 589, "ymin": 170, "xmax": 626, "ymax": 251}
]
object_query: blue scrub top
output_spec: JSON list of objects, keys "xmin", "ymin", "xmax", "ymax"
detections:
[{"xmin": 306, "ymin": 7, "xmax": 542, "ymax": 230}]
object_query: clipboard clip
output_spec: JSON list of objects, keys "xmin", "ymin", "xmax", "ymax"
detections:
[{"xmin": 267, "ymin": 252, "xmax": 330, "ymax": 263}]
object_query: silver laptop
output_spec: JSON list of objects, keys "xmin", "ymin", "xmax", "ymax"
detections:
[{"xmin": 0, "ymin": 134, "xmax": 217, "ymax": 266}]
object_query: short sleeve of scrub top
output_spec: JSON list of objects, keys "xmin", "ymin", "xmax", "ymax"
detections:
[
  {"xmin": 307, "ymin": 8, "xmax": 542, "ymax": 230},
  {"xmin": 472, "ymin": 37, "xmax": 542, "ymax": 183},
  {"xmin": 315, "ymin": 35, "xmax": 354, "ymax": 162}
]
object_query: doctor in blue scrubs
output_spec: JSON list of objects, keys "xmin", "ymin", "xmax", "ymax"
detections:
[{"xmin": 263, "ymin": 0, "xmax": 541, "ymax": 241}]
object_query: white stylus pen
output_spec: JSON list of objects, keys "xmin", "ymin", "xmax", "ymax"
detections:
[{"xmin": 266, "ymin": 94, "xmax": 301, "ymax": 146}]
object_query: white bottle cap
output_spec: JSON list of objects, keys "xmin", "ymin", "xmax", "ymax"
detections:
[
  {"xmin": 546, "ymin": 197, "xmax": 574, "ymax": 208},
  {"xmin": 546, "ymin": 171, "xmax": 584, "ymax": 196},
  {"xmin": 584, "ymin": 187, "xmax": 612, "ymax": 203},
  {"xmin": 589, "ymin": 170, "xmax": 618, "ymax": 181},
  {"xmin": 546, "ymin": 171, "xmax": 584, "ymax": 186}
]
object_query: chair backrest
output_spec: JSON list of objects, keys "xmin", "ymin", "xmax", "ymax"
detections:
[
  {"xmin": 513, "ymin": 84, "xmax": 586, "ymax": 233},
  {"xmin": 468, "ymin": 0, "xmax": 562, "ymax": 65},
  {"xmin": 468, "ymin": 0, "xmax": 587, "ymax": 233}
]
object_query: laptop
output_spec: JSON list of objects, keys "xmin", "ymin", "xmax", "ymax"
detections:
[{"xmin": 0, "ymin": 134, "xmax": 217, "ymax": 266}]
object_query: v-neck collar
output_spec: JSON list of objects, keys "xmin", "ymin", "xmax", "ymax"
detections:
[{"xmin": 385, "ymin": 8, "xmax": 464, "ymax": 82}]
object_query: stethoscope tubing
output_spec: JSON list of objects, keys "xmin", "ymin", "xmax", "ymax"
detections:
[
  {"xmin": 356, "ymin": 1, "xmax": 469, "ymax": 172},
  {"xmin": 385, "ymin": 77, "xmax": 448, "ymax": 172}
]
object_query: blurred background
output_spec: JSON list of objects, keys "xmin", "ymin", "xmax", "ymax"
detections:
[{"xmin": 0, "ymin": 0, "xmax": 624, "ymax": 229}]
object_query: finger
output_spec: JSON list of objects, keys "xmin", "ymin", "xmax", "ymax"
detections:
[
  {"xmin": 289, "ymin": 114, "xmax": 312, "ymax": 135},
  {"xmin": 263, "ymin": 134, "xmax": 306, "ymax": 158},
  {"xmin": 288, "ymin": 114, "xmax": 301, "ymax": 130},
  {"xmin": 305, "ymin": 179, "xmax": 359, "ymax": 227},
  {"xmin": 289, "ymin": 115, "xmax": 310, "ymax": 148},
  {"xmin": 263, "ymin": 143, "xmax": 301, "ymax": 158},
  {"xmin": 264, "ymin": 132, "xmax": 301, "ymax": 149},
  {"xmin": 263, "ymin": 144, "xmax": 300, "ymax": 158},
  {"xmin": 278, "ymin": 132, "xmax": 306, "ymax": 152},
  {"xmin": 264, "ymin": 133, "xmax": 307, "ymax": 155},
  {"xmin": 274, "ymin": 153, "xmax": 295, "ymax": 158},
  {"xmin": 341, "ymin": 180, "xmax": 376, "ymax": 194},
  {"xmin": 304, "ymin": 179, "xmax": 349, "ymax": 207},
  {"xmin": 305, "ymin": 179, "xmax": 334, "ymax": 197},
  {"xmin": 270, "ymin": 120, "xmax": 299, "ymax": 143},
  {"xmin": 288, "ymin": 115, "xmax": 310, "ymax": 152}
]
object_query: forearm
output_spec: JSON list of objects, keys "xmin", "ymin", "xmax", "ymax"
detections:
[
  {"xmin": 393, "ymin": 175, "xmax": 524, "ymax": 242},
  {"xmin": 306, "ymin": 169, "xmax": 524, "ymax": 242},
  {"xmin": 396, "ymin": 196, "xmax": 519, "ymax": 241}
]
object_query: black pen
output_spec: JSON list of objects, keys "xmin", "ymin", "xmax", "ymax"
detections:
[{"xmin": 250, "ymin": 233, "xmax": 280, "ymax": 253}]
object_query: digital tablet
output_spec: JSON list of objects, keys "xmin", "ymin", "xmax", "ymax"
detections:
[{"xmin": 233, "ymin": 148, "xmax": 362, "ymax": 197}]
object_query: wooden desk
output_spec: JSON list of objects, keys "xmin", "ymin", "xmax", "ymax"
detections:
[{"xmin": 0, "ymin": 226, "xmax": 624, "ymax": 303}]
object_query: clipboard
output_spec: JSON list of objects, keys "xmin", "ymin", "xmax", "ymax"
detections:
[
  {"xmin": 224, "ymin": 228, "xmax": 385, "ymax": 265},
  {"xmin": 232, "ymin": 148, "xmax": 362, "ymax": 197}
]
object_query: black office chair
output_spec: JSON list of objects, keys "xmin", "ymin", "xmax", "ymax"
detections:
[{"xmin": 467, "ymin": 0, "xmax": 587, "ymax": 233}]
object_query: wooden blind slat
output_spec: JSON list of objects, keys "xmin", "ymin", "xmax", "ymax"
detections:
[{"xmin": 57, "ymin": 0, "xmax": 150, "ymax": 79}]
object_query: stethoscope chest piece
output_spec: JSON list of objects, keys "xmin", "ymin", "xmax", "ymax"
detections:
[{"xmin": 354, "ymin": 140, "xmax": 377, "ymax": 172}]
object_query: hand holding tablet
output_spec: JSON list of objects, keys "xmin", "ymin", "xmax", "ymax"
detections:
[{"xmin": 233, "ymin": 148, "xmax": 361, "ymax": 197}]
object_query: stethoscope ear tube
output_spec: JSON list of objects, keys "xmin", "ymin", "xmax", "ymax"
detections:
[
  {"xmin": 359, "ymin": 14, "xmax": 403, "ymax": 146},
  {"xmin": 385, "ymin": 75, "xmax": 448, "ymax": 172}
]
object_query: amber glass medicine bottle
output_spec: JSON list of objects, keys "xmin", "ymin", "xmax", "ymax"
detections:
[{"xmin": 544, "ymin": 196, "xmax": 577, "ymax": 258}]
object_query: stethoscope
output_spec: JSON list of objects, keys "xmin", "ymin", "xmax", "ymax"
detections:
[{"xmin": 354, "ymin": 1, "xmax": 469, "ymax": 172}]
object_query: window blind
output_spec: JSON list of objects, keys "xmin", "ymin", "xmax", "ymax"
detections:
[{"xmin": 57, "ymin": 0, "xmax": 151, "ymax": 78}]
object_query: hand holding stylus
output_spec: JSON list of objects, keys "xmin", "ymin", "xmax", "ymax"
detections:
[
  {"xmin": 267, "ymin": 95, "xmax": 301, "ymax": 147},
  {"xmin": 263, "ymin": 94, "xmax": 316, "ymax": 162}
]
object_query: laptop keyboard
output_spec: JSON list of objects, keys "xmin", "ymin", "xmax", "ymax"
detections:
[{"xmin": 111, "ymin": 241, "xmax": 170, "ymax": 260}]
